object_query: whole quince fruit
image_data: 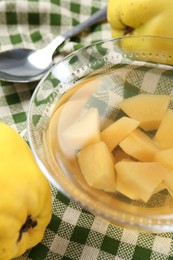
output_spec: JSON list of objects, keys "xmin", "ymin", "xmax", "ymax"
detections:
[
  {"xmin": 0, "ymin": 122, "xmax": 52, "ymax": 260},
  {"xmin": 107, "ymin": 0, "xmax": 173, "ymax": 64}
]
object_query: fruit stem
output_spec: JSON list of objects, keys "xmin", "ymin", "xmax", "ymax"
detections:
[
  {"xmin": 124, "ymin": 25, "xmax": 134, "ymax": 35},
  {"xmin": 18, "ymin": 215, "xmax": 38, "ymax": 242}
]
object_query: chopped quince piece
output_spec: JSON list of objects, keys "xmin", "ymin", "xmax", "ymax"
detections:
[
  {"xmin": 154, "ymin": 109, "xmax": 173, "ymax": 149},
  {"xmin": 154, "ymin": 148, "xmax": 173, "ymax": 170},
  {"xmin": 154, "ymin": 182, "xmax": 167, "ymax": 194},
  {"xmin": 101, "ymin": 116, "xmax": 139, "ymax": 151},
  {"xmin": 113, "ymin": 147, "xmax": 134, "ymax": 164},
  {"xmin": 119, "ymin": 129, "xmax": 158, "ymax": 161},
  {"xmin": 119, "ymin": 94, "xmax": 170, "ymax": 131},
  {"xmin": 49, "ymin": 100, "xmax": 86, "ymax": 159},
  {"xmin": 77, "ymin": 141, "xmax": 116, "ymax": 192},
  {"xmin": 57, "ymin": 98, "xmax": 92, "ymax": 131},
  {"xmin": 46, "ymin": 104, "xmax": 73, "ymax": 160},
  {"xmin": 62, "ymin": 108, "xmax": 100, "ymax": 150},
  {"xmin": 164, "ymin": 172, "xmax": 173, "ymax": 197},
  {"xmin": 116, "ymin": 177, "xmax": 140, "ymax": 200},
  {"xmin": 115, "ymin": 161, "xmax": 169, "ymax": 202}
]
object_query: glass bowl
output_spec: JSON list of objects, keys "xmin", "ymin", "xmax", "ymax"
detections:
[{"xmin": 27, "ymin": 36, "xmax": 173, "ymax": 232}]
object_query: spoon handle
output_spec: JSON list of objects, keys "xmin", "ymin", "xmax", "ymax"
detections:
[
  {"xmin": 62, "ymin": 6, "xmax": 107, "ymax": 39},
  {"xmin": 44, "ymin": 6, "xmax": 107, "ymax": 56}
]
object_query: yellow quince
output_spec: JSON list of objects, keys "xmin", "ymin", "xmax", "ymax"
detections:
[
  {"xmin": 107, "ymin": 0, "xmax": 173, "ymax": 38},
  {"xmin": 0, "ymin": 122, "xmax": 52, "ymax": 260},
  {"xmin": 107, "ymin": 0, "xmax": 173, "ymax": 64}
]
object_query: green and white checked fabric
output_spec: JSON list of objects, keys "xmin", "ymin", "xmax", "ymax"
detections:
[{"xmin": 0, "ymin": 0, "xmax": 173, "ymax": 259}]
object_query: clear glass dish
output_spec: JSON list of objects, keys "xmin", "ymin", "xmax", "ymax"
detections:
[{"xmin": 27, "ymin": 36, "xmax": 173, "ymax": 232}]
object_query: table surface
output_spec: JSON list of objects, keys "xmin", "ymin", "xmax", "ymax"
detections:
[{"xmin": 0, "ymin": 1, "xmax": 173, "ymax": 259}]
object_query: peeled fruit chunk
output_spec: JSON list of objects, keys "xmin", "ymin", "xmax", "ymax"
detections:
[
  {"xmin": 55, "ymin": 99, "xmax": 91, "ymax": 159},
  {"xmin": 154, "ymin": 109, "xmax": 173, "ymax": 149},
  {"xmin": 154, "ymin": 148, "xmax": 173, "ymax": 170},
  {"xmin": 77, "ymin": 141, "xmax": 116, "ymax": 192},
  {"xmin": 116, "ymin": 177, "xmax": 140, "ymax": 200},
  {"xmin": 113, "ymin": 147, "xmax": 134, "ymax": 164},
  {"xmin": 62, "ymin": 108, "xmax": 100, "ymax": 150},
  {"xmin": 164, "ymin": 172, "xmax": 173, "ymax": 197},
  {"xmin": 119, "ymin": 94, "xmax": 170, "ymax": 131},
  {"xmin": 101, "ymin": 116, "xmax": 139, "ymax": 151},
  {"xmin": 57, "ymin": 98, "xmax": 91, "ymax": 131},
  {"xmin": 154, "ymin": 182, "xmax": 167, "ymax": 194},
  {"xmin": 119, "ymin": 129, "xmax": 158, "ymax": 161},
  {"xmin": 115, "ymin": 161, "xmax": 169, "ymax": 202}
]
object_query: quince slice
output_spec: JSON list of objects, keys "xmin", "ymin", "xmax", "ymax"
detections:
[
  {"xmin": 101, "ymin": 116, "xmax": 139, "ymax": 151},
  {"xmin": 119, "ymin": 94, "xmax": 170, "ymax": 131},
  {"xmin": 77, "ymin": 141, "xmax": 116, "ymax": 192},
  {"xmin": 62, "ymin": 108, "xmax": 100, "ymax": 150},
  {"xmin": 119, "ymin": 129, "xmax": 158, "ymax": 161},
  {"xmin": 164, "ymin": 172, "xmax": 173, "ymax": 197},
  {"xmin": 154, "ymin": 148, "xmax": 173, "ymax": 170},
  {"xmin": 154, "ymin": 109, "xmax": 173, "ymax": 149},
  {"xmin": 116, "ymin": 177, "xmax": 140, "ymax": 200},
  {"xmin": 113, "ymin": 147, "xmax": 134, "ymax": 164},
  {"xmin": 154, "ymin": 182, "xmax": 167, "ymax": 194},
  {"xmin": 115, "ymin": 161, "xmax": 169, "ymax": 202}
]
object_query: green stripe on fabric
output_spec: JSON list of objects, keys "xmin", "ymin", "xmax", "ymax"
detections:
[
  {"xmin": 10, "ymin": 34, "xmax": 22, "ymax": 44},
  {"xmin": 71, "ymin": 226, "xmax": 90, "ymax": 244},
  {"xmin": 30, "ymin": 31, "xmax": 42, "ymax": 42},
  {"xmin": 6, "ymin": 93, "xmax": 20, "ymax": 105},
  {"xmin": 28, "ymin": 13, "xmax": 40, "ymax": 25},
  {"xmin": 6, "ymin": 12, "xmax": 17, "ymax": 24},
  {"xmin": 51, "ymin": 0, "xmax": 60, "ymax": 5},
  {"xmin": 12, "ymin": 112, "xmax": 27, "ymax": 123},
  {"xmin": 70, "ymin": 3, "xmax": 80, "ymax": 13},
  {"xmin": 28, "ymin": 244, "xmax": 49, "ymax": 259},
  {"xmin": 47, "ymin": 214, "xmax": 62, "ymax": 233},
  {"xmin": 50, "ymin": 13, "xmax": 61, "ymax": 26},
  {"xmin": 101, "ymin": 236, "xmax": 120, "ymax": 255},
  {"xmin": 133, "ymin": 246, "xmax": 152, "ymax": 260}
]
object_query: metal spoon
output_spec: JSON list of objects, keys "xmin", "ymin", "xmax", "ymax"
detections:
[{"xmin": 0, "ymin": 6, "xmax": 107, "ymax": 83}]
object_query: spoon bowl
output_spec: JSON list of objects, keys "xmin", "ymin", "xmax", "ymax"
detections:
[
  {"xmin": 0, "ymin": 7, "xmax": 107, "ymax": 83},
  {"xmin": 0, "ymin": 48, "xmax": 52, "ymax": 82}
]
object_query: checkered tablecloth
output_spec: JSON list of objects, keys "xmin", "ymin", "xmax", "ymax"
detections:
[{"xmin": 1, "ymin": 0, "xmax": 173, "ymax": 259}]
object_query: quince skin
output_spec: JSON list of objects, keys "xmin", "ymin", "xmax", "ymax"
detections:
[{"xmin": 0, "ymin": 123, "xmax": 52, "ymax": 260}]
